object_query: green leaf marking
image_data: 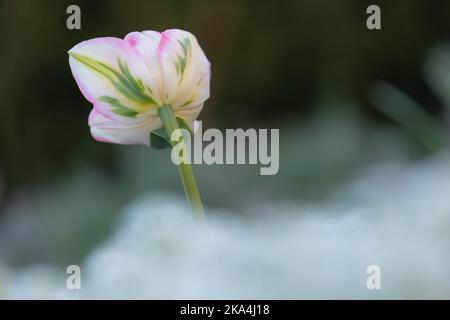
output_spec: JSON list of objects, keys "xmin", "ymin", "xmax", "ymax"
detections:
[
  {"xmin": 69, "ymin": 52, "xmax": 157, "ymax": 114},
  {"xmin": 175, "ymin": 38, "xmax": 191, "ymax": 82},
  {"xmin": 98, "ymin": 96, "xmax": 138, "ymax": 118}
]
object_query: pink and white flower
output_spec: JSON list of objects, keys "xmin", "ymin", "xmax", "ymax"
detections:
[{"xmin": 68, "ymin": 29, "xmax": 211, "ymax": 146}]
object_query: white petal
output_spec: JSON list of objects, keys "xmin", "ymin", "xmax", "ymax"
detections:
[
  {"xmin": 158, "ymin": 29, "xmax": 211, "ymax": 110},
  {"xmin": 68, "ymin": 37, "xmax": 161, "ymax": 123},
  {"xmin": 174, "ymin": 103, "xmax": 204, "ymax": 126},
  {"xmin": 124, "ymin": 31, "xmax": 165, "ymax": 103},
  {"xmin": 88, "ymin": 109, "xmax": 161, "ymax": 146}
]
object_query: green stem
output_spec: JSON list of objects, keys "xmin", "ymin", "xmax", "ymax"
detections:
[{"xmin": 157, "ymin": 104, "xmax": 205, "ymax": 221}]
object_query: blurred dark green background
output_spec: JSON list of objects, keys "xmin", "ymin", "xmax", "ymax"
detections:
[{"xmin": 1, "ymin": 0, "xmax": 449, "ymax": 187}]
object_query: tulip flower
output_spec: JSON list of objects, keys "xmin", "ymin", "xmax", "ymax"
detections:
[{"xmin": 68, "ymin": 29, "xmax": 211, "ymax": 219}]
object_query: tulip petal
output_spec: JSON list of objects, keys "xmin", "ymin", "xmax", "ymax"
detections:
[
  {"xmin": 174, "ymin": 103, "xmax": 204, "ymax": 126},
  {"xmin": 158, "ymin": 29, "xmax": 211, "ymax": 110},
  {"xmin": 69, "ymin": 37, "xmax": 162, "ymax": 123},
  {"xmin": 124, "ymin": 31, "xmax": 165, "ymax": 103},
  {"xmin": 88, "ymin": 109, "xmax": 161, "ymax": 146}
]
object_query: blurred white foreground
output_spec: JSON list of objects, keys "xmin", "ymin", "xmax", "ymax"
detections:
[{"xmin": 1, "ymin": 153, "xmax": 450, "ymax": 299}]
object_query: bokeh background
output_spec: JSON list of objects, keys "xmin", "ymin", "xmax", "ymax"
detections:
[{"xmin": 1, "ymin": 0, "xmax": 450, "ymax": 298}]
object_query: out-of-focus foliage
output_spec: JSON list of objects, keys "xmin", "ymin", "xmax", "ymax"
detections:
[
  {"xmin": 425, "ymin": 45, "xmax": 450, "ymax": 109},
  {"xmin": 369, "ymin": 82, "xmax": 448, "ymax": 151}
]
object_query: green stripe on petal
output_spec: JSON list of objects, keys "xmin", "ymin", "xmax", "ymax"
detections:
[
  {"xmin": 182, "ymin": 99, "xmax": 193, "ymax": 107},
  {"xmin": 69, "ymin": 52, "xmax": 157, "ymax": 106},
  {"xmin": 98, "ymin": 96, "xmax": 139, "ymax": 118},
  {"xmin": 175, "ymin": 38, "xmax": 191, "ymax": 82}
]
